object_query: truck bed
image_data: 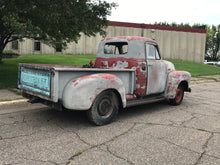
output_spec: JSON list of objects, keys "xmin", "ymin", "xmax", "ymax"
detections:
[{"xmin": 18, "ymin": 63, "xmax": 136, "ymax": 103}]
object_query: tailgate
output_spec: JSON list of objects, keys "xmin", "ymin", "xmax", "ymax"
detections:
[{"xmin": 18, "ymin": 64, "xmax": 52, "ymax": 98}]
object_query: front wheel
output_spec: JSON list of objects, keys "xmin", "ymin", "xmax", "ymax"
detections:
[
  {"xmin": 169, "ymin": 84, "xmax": 184, "ymax": 105},
  {"xmin": 87, "ymin": 90, "xmax": 119, "ymax": 126}
]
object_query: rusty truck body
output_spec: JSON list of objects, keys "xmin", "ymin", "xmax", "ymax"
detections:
[{"xmin": 18, "ymin": 36, "xmax": 191, "ymax": 125}]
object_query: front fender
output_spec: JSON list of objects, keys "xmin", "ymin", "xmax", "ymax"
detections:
[
  {"xmin": 62, "ymin": 73, "xmax": 126, "ymax": 110},
  {"xmin": 165, "ymin": 71, "xmax": 191, "ymax": 99}
]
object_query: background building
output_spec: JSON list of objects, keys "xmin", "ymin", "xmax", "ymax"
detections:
[{"xmin": 5, "ymin": 21, "xmax": 206, "ymax": 63}]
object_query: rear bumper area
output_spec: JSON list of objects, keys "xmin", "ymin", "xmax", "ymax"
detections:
[{"xmin": 22, "ymin": 92, "xmax": 63, "ymax": 111}]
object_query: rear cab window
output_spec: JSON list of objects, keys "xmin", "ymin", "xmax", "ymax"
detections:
[{"xmin": 104, "ymin": 42, "xmax": 128, "ymax": 55}]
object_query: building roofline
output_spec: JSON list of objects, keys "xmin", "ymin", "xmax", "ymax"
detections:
[
  {"xmin": 102, "ymin": 36, "xmax": 156, "ymax": 43},
  {"xmin": 109, "ymin": 21, "xmax": 206, "ymax": 34}
]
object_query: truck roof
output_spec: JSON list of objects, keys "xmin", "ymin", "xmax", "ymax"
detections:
[{"xmin": 102, "ymin": 36, "xmax": 156, "ymax": 43}]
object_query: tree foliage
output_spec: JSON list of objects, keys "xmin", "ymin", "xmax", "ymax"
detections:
[
  {"xmin": 0, "ymin": 0, "xmax": 116, "ymax": 63},
  {"xmin": 205, "ymin": 25, "xmax": 220, "ymax": 61}
]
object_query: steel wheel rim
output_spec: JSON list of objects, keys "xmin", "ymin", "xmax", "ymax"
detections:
[
  {"xmin": 175, "ymin": 86, "xmax": 183, "ymax": 103},
  {"xmin": 98, "ymin": 98, "xmax": 113, "ymax": 118}
]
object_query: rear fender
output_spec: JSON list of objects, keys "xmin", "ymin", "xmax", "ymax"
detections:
[
  {"xmin": 62, "ymin": 73, "xmax": 126, "ymax": 110},
  {"xmin": 165, "ymin": 71, "xmax": 191, "ymax": 99}
]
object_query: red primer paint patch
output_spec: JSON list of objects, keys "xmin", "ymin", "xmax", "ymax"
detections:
[
  {"xmin": 95, "ymin": 57, "xmax": 147, "ymax": 97},
  {"xmin": 72, "ymin": 79, "xmax": 79, "ymax": 86},
  {"xmin": 78, "ymin": 75, "xmax": 99, "ymax": 81},
  {"xmin": 100, "ymin": 74, "xmax": 116, "ymax": 80},
  {"xmin": 72, "ymin": 80, "xmax": 77, "ymax": 83},
  {"xmin": 74, "ymin": 82, "xmax": 79, "ymax": 86}
]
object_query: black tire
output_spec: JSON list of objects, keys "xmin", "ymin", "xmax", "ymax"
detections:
[
  {"xmin": 87, "ymin": 90, "xmax": 119, "ymax": 126},
  {"xmin": 169, "ymin": 84, "xmax": 184, "ymax": 105}
]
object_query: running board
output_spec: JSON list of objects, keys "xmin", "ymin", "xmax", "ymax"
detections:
[{"xmin": 126, "ymin": 95, "xmax": 165, "ymax": 108}]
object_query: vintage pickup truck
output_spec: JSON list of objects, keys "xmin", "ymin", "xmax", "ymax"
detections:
[{"xmin": 18, "ymin": 36, "xmax": 191, "ymax": 125}]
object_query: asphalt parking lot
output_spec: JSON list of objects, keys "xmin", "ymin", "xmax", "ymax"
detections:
[{"xmin": 0, "ymin": 81, "xmax": 220, "ymax": 165}]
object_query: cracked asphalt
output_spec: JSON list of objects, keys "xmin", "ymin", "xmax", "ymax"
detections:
[{"xmin": 0, "ymin": 81, "xmax": 220, "ymax": 165}]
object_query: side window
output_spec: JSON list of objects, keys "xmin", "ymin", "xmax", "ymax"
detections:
[
  {"xmin": 104, "ymin": 42, "xmax": 128, "ymax": 55},
  {"xmin": 146, "ymin": 44, "xmax": 155, "ymax": 60},
  {"xmin": 146, "ymin": 44, "xmax": 161, "ymax": 60}
]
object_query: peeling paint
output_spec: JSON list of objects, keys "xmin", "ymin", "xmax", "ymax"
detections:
[
  {"xmin": 95, "ymin": 57, "xmax": 146, "ymax": 97},
  {"xmin": 165, "ymin": 71, "xmax": 191, "ymax": 99},
  {"xmin": 62, "ymin": 73, "xmax": 126, "ymax": 110},
  {"xmin": 112, "ymin": 61, "xmax": 128, "ymax": 68}
]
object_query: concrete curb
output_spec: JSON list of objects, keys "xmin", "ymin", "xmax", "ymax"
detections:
[{"xmin": 0, "ymin": 99, "xmax": 28, "ymax": 106}]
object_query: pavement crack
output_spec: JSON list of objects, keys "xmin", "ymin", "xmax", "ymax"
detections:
[
  {"xmin": 152, "ymin": 134, "xmax": 201, "ymax": 155},
  {"xmin": 72, "ymin": 130, "xmax": 91, "ymax": 146},
  {"xmin": 66, "ymin": 123, "xmax": 137, "ymax": 165},
  {"xmin": 203, "ymin": 133, "xmax": 214, "ymax": 149},
  {"xmin": 180, "ymin": 115, "xmax": 197, "ymax": 126},
  {"xmin": 54, "ymin": 122, "xmax": 91, "ymax": 146},
  {"xmin": 136, "ymin": 122, "xmax": 218, "ymax": 161},
  {"xmin": 182, "ymin": 125, "xmax": 220, "ymax": 134},
  {"xmin": 111, "ymin": 123, "xmax": 136, "ymax": 141},
  {"xmin": 106, "ymin": 145, "xmax": 134, "ymax": 165},
  {"xmin": 194, "ymin": 132, "xmax": 214, "ymax": 165}
]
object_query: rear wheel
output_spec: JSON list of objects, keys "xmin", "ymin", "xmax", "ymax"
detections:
[
  {"xmin": 87, "ymin": 90, "xmax": 119, "ymax": 126},
  {"xmin": 169, "ymin": 84, "xmax": 184, "ymax": 105}
]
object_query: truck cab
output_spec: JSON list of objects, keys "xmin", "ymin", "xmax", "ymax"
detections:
[{"xmin": 95, "ymin": 36, "xmax": 183, "ymax": 98}]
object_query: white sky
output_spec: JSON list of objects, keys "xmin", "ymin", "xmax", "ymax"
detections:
[{"xmin": 107, "ymin": 0, "xmax": 220, "ymax": 26}]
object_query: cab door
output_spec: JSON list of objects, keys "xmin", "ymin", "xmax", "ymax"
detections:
[{"xmin": 145, "ymin": 43, "xmax": 167, "ymax": 95}]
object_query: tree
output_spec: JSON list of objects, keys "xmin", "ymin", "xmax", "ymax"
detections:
[
  {"xmin": 0, "ymin": 0, "xmax": 116, "ymax": 63},
  {"xmin": 205, "ymin": 25, "xmax": 220, "ymax": 61}
]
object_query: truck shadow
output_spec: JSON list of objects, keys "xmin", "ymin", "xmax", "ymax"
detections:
[
  {"xmin": 118, "ymin": 100, "xmax": 170, "ymax": 119},
  {"xmin": 25, "ymin": 100, "xmax": 172, "ymax": 129},
  {"xmin": 55, "ymin": 100, "xmax": 170, "ymax": 126}
]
